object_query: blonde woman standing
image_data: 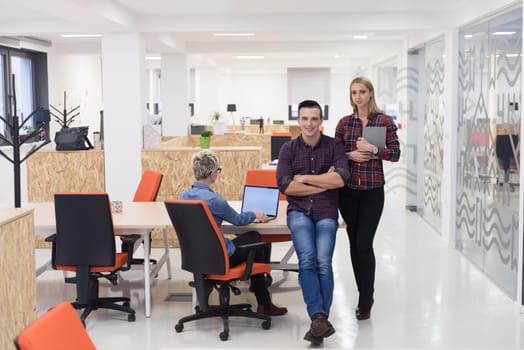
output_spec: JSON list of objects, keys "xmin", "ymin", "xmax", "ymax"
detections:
[{"xmin": 334, "ymin": 77, "xmax": 400, "ymax": 320}]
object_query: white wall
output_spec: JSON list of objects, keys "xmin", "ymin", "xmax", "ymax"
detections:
[
  {"xmin": 49, "ymin": 44, "xmax": 103, "ymax": 138},
  {"xmin": 220, "ymin": 70, "xmax": 288, "ymax": 122}
]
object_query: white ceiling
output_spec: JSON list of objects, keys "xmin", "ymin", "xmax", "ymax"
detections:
[{"xmin": 0, "ymin": 0, "xmax": 518, "ymax": 67}]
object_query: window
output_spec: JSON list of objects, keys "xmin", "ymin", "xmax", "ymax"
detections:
[{"xmin": 0, "ymin": 46, "xmax": 49, "ymax": 144}]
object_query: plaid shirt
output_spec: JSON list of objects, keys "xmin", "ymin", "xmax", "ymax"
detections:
[
  {"xmin": 276, "ymin": 134, "xmax": 349, "ymax": 221},
  {"xmin": 334, "ymin": 112, "xmax": 400, "ymax": 190}
]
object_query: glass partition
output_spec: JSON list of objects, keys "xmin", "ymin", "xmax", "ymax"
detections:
[{"xmin": 457, "ymin": 7, "xmax": 521, "ymax": 299}]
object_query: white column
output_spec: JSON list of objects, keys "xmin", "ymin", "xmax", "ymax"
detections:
[
  {"xmin": 101, "ymin": 33, "xmax": 145, "ymax": 201},
  {"xmin": 441, "ymin": 29, "xmax": 459, "ymax": 248},
  {"xmin": 160, "ymin": 54, "xmax": 189, "ymax": 136}
]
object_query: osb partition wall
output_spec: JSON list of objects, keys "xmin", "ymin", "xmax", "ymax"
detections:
[
  {"xmin": 162, "ymin": 134, "xmax": 272, "ymax": 164},
  {"xmin": 226, "ymin": 124, "xmax": 301, "ymax": 138},
  {"xmin": 27, "ymin": 150, "xmax": 105, "ymax": 202},
  {"xmin": 0, "ymin": 209, "xmax": 36, "ymax": 349},
  {"xmin": 142, "ymin": 147, "xmax": 262, "ymax": 247}
]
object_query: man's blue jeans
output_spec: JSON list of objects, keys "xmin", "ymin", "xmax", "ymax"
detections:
[{"xmin": 287, "ymin": 210, "xmax": 338, "ymax": 318}]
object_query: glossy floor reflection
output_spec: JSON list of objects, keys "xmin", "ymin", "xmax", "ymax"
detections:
[{"xmin": 35, "ymin": 192, "xmax": 524, "ymax": 349}]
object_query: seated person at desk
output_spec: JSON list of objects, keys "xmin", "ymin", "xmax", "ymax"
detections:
[{"xmin": 180, "ymin": 149, "xmax": 287, "ymax": 316}]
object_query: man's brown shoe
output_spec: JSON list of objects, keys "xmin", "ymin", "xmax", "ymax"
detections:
[{"xmin": 257, "ymin": 303, "xmax": 288, "ymax": 316}]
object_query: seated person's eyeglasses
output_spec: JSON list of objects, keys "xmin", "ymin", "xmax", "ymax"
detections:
[{"xmin": 209, "ymin": 167, "xmax": 222, "ymax": 176}]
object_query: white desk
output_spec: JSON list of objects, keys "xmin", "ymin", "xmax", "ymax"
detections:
[{"xmin": 30, "ymin": 201, "xmax": 172, "ymax": 318}]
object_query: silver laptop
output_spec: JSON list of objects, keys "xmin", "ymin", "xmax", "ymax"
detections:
[
  {"xmin": 363, "ymin": 126, "xmax": 386, "ymax": 159},
  {"xmin": 241, "ymin": 185, "xmax": 280, "ymax": 221}
]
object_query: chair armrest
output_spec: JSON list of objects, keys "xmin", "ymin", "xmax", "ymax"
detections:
[
  {"xmin": 235, "ymin": 242, "xmax": 270, "ymax": 281},
  {"xmin": 45, "ymin": 233, "xmax": 57, "ymax": 242},
  {"xmin": 45, "ymin": 233, "xmax": 57, "ymax": 269}
]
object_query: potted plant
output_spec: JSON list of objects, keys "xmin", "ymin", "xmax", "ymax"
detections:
[
  {"xmin": 200, "ymin": 130, "xmax": 213, "ymax": 148},
  {"xmin": 211, "ymin": 111, "xmax": 221, "ymax": 121},
  {"xmin": 211, "ymin": 111, "xmax": 226, "ymax": 135}
]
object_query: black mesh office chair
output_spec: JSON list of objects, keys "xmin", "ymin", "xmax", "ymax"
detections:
[
  {"xmin": 48, "ymin": 193, "xmax": 136, "ymax": 323},
  {"xmin": 165, "ymin": 199, "xmax": 272, "ymax": 341}
]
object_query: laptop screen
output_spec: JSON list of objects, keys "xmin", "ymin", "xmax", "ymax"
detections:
[{"xmin": 241, "ymin": 185, "xmax": 280, "ymax": 217}]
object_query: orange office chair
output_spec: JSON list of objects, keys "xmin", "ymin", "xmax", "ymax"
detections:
[
  {"xmin": 120, "ymin": 170, "xmax": 164, "ymax": 266},
  {"xmin": 14, "ymin": 302, "xmax": 96, "ymax": 350},
  {"xmin": 245, "ymin": 169, "xmax": 297, "ymax": 276},
  {"xmin": 165, "ymin": 199, "xmax": 272, "ymax": 341},
  {"xmin": 47, "ymin": 193, "xmax": 136, "ymax": 323}
]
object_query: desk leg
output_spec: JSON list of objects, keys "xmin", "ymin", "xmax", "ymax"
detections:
[{"xmin": 144, "ymin": 231, "xmax": 151, "ymax": 318}]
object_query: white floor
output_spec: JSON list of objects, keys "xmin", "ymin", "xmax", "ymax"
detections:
[{"xmin": 35, "ymin": 192, "xmax": 524, "ymax": 349}]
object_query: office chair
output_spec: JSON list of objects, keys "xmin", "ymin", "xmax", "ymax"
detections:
[
  {"xmin": 48, "ymin": 193, "xmax": 136, "ymax": 323},
  {"xmin": 270, "ymin": 131, "xmax": 292, "ymax": 161},
  {"xmin": 14, "ymin": 302, "xmax": 96, "ymax": 350},
  {"xmin": 120, "ymin": 170, "xmax": 163, "ymax": 266},
  {"xmin": 165, "ymin": 199, "xmax": 272, "ymax": 341},
  {"xmin": 245, "ymin": 169, "xmax": 297, "ymax": 279}
]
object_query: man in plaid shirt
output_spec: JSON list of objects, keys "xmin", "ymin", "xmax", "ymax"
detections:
[{"xmin": 277, "ymin": 100, "xmax": 349, "ymax": 346}]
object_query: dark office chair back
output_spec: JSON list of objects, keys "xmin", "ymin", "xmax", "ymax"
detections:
[
  {"xmin": 165, "ymin": 199, "xmax": 227, "ymax": 275},
  {"xmin": 54, "ymin": 193, "xmax": 115, "ymax": 267}
]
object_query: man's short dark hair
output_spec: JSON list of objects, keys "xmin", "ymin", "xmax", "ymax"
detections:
[{"xmin": 298, "ymin": 100, "xmax": 323, "ymax": 119}]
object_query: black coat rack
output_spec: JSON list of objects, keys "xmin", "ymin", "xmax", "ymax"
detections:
[
  {"xmin": 50, "ymin": 91, "xmax": 80, "ymax": 128},
  {"xmin": 0, "ymin": 74, "xmax": 50, "ymax": 207}
]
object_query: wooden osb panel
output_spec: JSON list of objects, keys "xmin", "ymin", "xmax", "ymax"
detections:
[
  {"xmin": 0, "ymin": 210, "xmax": 36, "ymax": 349},
  {"xmin": 162, "ymin": 134, "xmax": 272, "ymax": 164},
  {"xmin": 142, "ymin": 147, "xmax": 262, "ymax": 201},
  {"xmin": 27, "ymin": 150, "xmax": 105, "ymax": 202},
  {"xmin": 226, "ymin": 124, "xmax": 301, "ymax": 138}
]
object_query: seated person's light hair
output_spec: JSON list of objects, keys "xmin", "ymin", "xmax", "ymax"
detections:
[{"xmin": 192, "ymin": 150, "xmax": 220, "ymax": 180}]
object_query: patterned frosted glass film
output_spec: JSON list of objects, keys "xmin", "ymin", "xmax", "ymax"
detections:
[
  {"xmin": 422, "ymin": 38, "xmax": 445, "ymax": 231},
  {"xmin": 457, "ymin": 8, "xmax": 521, "ymax": 299}
]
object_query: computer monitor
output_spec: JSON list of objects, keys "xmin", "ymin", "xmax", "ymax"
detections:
[
  {"xmin": 271, "ymin": 135, "xmax": 291, "ymax": 160},
  {"xmin": 288, "ymin": 104, "xmax": 328, "ymax": 120}
]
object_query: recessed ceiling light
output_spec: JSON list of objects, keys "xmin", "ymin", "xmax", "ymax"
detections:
[
  {"xmin": 464, "ymin": 34, "xmax": 473, "ymax": 38},
  {"xmin": 213, "ymin": 33, "xmax": 255, "ymax": 37},
  {"xmin": 353, "ymin": 35, "xmax": 368, "ymax": 40},
  {"xmin": 492, "ymin": 31, "xmax": 515, "ymax": 36},
  {"xmin": 60, "ymin": 34, "xmax": 102, "ymax": 38},
  {"xmin": 506, "ymin": 53, "xmax": 520, "ymax": 57},
  {"xmin": 236, "ymin": 55, "xmax": 264, "ymax": 60},
  {"xmin": 334, "ymin": 55, "xmax": 340, "ymax": 59},
  {"xmin": 145, "ymin": 56, "xmax": 161, "ymax": 60}
]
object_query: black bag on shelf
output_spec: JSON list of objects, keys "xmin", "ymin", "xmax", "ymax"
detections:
[{"xmin": 54, "ymin": 126, "xmax": 93, "ymax": 151}]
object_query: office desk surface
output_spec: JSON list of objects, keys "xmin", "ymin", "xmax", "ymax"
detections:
[
  {"xmin": 221, "ymin": 201, "xmax": 289, "ymax": 234},
  {"xmin": 30, "ymin": 200, "xmax": 291, "ymax": 233},
  {"xmin": 30, "ymin": 201, "xmax": 171, "ymax": 231}
]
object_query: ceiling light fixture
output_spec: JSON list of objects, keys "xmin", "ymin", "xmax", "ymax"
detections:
[
  {"xmin": 353, "ymin": 35, "xmax": 368, "ymax": 40},
  {"xmin": 464, "ymin": 34, "xmax": 473, "ymax": 38},
  {"xmin": 492, "ymin": 31, "xmax": 515, "ymax": 36},
  {"xmin": 213, "ymin": 33, "xmax": 255, "ymax": 37},
  {"xmin": 145, "ymin": 56, "xmax": 161, "ymax": 60},
  {"xmin": 60, "ymin": 34, "xmax": 102, "ymax": 38},
  {"xmin": 236, "ymin": 55, "xmax": 264, "ymax": 60}
]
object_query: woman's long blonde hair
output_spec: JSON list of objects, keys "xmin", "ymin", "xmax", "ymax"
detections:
[{"xmin": 349, "ymin": 76, "xmax": 384, "ymax": 114}]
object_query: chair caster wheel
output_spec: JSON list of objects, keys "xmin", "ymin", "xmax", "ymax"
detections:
[
  {"xmin": 175, "ymin": 323, "xmax": 184, "ymax": 332},
  {"xmin": 219, "ymin": 331, "xmax": 229, "ymax": 341},
  {"xmin": 262, "ymin": 320, "xmax": 271, "ymax": 330},
  {"xmin": 128, "ymin": 313, "xmax": 136, "ymax": 322}
]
